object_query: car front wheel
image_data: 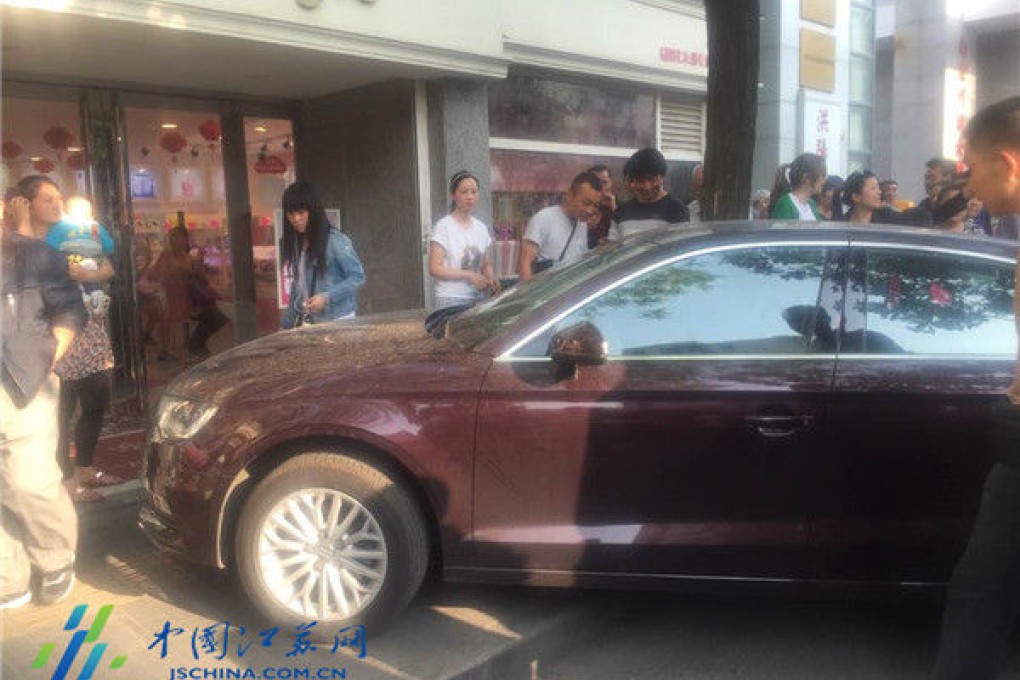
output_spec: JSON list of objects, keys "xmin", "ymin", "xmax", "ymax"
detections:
[{"xmin": 235, "ymin": 452, "xmax": 427, "ymax": 634}]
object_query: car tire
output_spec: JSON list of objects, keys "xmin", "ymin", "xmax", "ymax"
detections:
[{"xmin": 235, "ymin": 452, "xmax": 428, "ymax": 637}]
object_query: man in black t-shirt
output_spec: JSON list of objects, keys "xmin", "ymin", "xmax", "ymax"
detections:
[{"xmin": 613, "ymin": 147, "xmax": 689, "ymax": 239}]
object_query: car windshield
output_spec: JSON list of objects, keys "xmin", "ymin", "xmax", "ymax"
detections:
[{"xmin": 448, "ymin": 239, "xmax": 661, "ymax": 349}]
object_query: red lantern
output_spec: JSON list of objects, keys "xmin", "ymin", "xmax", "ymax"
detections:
[
  {"xmin": 159, "ymin": 131, "xmax": 187, "ymax": 155},
  {"xmin": 1, "ymin": 140, "xmax": 22, "ymax": 161},
  {"xmin": 198, "ymin": 119, "xmax": 221, "ymax": 143},
  {"xmin": 43, "ymin": 126, "xmax": 75, "ymax": 151},
  {"xmin": 66, "ymin": 153, "xmax": 85, "ymax": 171},
  {"xmin": 33, "ymin": 157, "xmax": 55, "ymax": 173},
  {"xmin": 253, "ymin": 155, "xmax": 287, "ymax": 174}
]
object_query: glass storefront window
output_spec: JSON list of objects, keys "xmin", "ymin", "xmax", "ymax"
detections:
[
  {"xmin": 489, "ymin": 149, "xmax": 634, "ymax": 279},
  {"xmin": 2, "ymin": 97, "xmax": 87, "ymax": 201},
  {"xmin": 849, "ymin": 55, "xmax": 874, "ymax": 104},
  {"xmin": 490, "ymin": 149, "xmax": 627, "ymax": 241},
  {"xmin": 124, "ymin": 107, "xmax": 235, "ymax": 396},
  {"xmin": 244, "ymin": 117, "xmax": 297, "ymax": 336},
  {"xmin": 850, "ymin": 4, "xmax": 874, "ymax": 57},
  {"xmin": 489, "ymin": 76, "xmax": 655, "ymax": 148},
  {"xmin": 848, "ymin": 106, "xmax": 871, "ymax": 154}
]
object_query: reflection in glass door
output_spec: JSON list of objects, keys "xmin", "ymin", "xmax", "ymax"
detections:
[
  {"xmin": 124, "ymin": 107, "xmax": 235, "ymax": 397},
  {"xmin": 244, "ymin": 117, "xmax": 296, "ymax": 335}
]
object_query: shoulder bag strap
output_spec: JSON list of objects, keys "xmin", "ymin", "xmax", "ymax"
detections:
[{"xmin": 557, "ymin": 221, "xmax": 579, "ymax": 263}]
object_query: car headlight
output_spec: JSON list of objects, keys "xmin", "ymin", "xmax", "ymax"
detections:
[{"xmin": 155, "ymin": 395, "xmax": 218, "ymax": 441}]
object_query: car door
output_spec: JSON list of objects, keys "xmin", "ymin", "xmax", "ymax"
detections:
[
  {"xmin": 470, "ymin": 240, "xmax": 847, "ymax": 582},
  {"xmin": 816, "ymin": 242, "xmax": 1015, "ymax": 583}
]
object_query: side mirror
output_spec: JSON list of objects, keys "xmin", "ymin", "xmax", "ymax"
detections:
[{"xmin": 548, "ymin": 321, "xmax": 608, "ymax": 368}]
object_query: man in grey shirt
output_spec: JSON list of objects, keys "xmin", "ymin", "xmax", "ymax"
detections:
[{"xmin": 519, "ymin": 171, "xmax": 603, "ymax": 283}]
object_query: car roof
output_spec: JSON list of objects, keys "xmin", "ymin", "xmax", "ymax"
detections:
[{"xmin": 631, "ymin": 221, "xmax": 1018, "ymax": 260}]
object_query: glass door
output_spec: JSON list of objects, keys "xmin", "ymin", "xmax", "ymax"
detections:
[
  {"xmin": 123, "ymin": 106, "xmax": 235, "ymax": 397},
  {"xmin": 244, "ymin": 116, "xmax": 296, "ymax": 335}
]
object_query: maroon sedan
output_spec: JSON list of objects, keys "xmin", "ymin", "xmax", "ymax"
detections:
[{"xmin": 140, "ymin": 223, "xmax": 1016, "ymax": 633}]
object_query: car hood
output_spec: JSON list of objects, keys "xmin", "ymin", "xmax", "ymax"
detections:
[{"xmin": 165, "ymin": 311, "xmax": 467, "ymax": 403}]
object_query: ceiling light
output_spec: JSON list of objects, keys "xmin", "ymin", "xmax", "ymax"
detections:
[
  {"xmin": 30, "ymin": 156, "xmax": 42, "ymax": 161},
  {"xmin": 67, "ymin": 147, "xmax": 81, "ymax": 152},
  {"xmin": 254, "ymin": 125, "xmax": 268, "ymax": 134},
  {"xmin": 161, "ymin": 123, "xmax": 178, "ymax": 129}
]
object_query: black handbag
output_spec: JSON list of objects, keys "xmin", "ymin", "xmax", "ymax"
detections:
[
  {"xmin": 532, "ymin": 256, "xmax": 554, "ymax": 274},
  {"xmin": 532, "ymin": 221, "xmax": 579, "ymax": 275}
]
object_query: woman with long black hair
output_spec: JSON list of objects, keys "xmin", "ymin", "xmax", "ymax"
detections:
[{"xmin": 279, "ymin": 182, "xmax": 366, "ymax": 329}]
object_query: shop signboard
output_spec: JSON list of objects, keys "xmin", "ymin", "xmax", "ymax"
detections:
[{"xmin": 800, "ymin": 95, "xmax": 845, "ymax": 178}]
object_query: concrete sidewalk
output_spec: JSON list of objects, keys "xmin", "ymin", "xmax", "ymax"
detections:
[{"xmin": 6, "ymin": 489, "xmax": 616, "ymax": 680}]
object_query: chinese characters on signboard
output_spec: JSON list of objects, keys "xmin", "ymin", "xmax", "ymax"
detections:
[
  {"xmin": 942, "ymin": 39, "xmax": 976, "ymax": 165},
  {"xmin": 801, "ymin": 97, "xmax": 844, "ymax": 175}
]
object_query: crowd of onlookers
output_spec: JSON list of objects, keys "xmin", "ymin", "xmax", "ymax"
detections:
[
  {"xmin": 426, "ymin": 146, "xmax": 1020, "ymax": 313},
  {"xmin": 763, "ymin": 152, "xmax": 1016, "ymax": 237}
]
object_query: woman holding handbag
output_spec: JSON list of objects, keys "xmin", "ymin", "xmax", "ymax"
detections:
[{"xmin": 279, "ymin": 182, "xmax": 366, "ymax": 329}]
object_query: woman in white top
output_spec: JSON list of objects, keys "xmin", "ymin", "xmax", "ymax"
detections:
[{"xmin": 429, "ymin": 170, "xmax": 500, "ymax": 310}]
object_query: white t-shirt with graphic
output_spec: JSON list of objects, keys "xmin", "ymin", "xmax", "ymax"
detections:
[{"xmin": 430, "ymin": 214, "xmax": 493, "ymax": 300}]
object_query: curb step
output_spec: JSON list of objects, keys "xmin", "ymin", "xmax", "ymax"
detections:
[
  {"xmin": 77, "ymin": 479, "xmax": 141, "ymax": 530},
  {"xmin": 445, "ymin": 597, "xmax": 616, "ymax": 680}
]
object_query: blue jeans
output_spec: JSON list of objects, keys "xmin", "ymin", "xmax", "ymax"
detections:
[{"xmin": 934, "ymin": 462, "xmax": 1020, "ymax": 679}]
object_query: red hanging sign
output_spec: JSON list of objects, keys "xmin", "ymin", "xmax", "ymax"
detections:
[{"xmin": 253, "ymin": 155, "xmax": 287, "ymax": 174}]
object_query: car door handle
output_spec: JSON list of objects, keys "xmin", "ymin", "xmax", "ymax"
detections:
[{"xmin": 744, "ymin": 415, "xmax": 815, "ymax": 438}]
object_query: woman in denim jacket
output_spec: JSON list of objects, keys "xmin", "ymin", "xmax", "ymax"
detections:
[{"xmin": 279, "ymin": 182, "xmax": 366, "ymax": 329}]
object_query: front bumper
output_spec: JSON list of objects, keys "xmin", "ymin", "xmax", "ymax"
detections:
[{"xmin": 138, "ymin": 436, "xmax": 226, "ymax": 568}]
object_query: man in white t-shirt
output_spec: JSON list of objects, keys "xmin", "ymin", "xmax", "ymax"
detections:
[{"xmin": 519, "ymin": 171, "xmax": 603, "ymax": 283}]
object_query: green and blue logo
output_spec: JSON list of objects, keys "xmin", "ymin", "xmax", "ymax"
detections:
[{"xmin": 31, "ymin": 604, "xmax": 126, "ymax": 680}]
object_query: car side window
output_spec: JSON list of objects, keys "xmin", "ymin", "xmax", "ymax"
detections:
[
  {"xmin": 515, "ymin": 246, "xmax": 838, "ymax": 357},
  {"xmin": 856, "ymin": 249, "xmax": 1015, "ymax": 356}
]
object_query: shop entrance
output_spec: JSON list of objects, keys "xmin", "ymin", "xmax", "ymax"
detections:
[
  {"xmin": 123, "ymin": 106, "xmax": 237, "ymax": 397},
  {"xmin": 2, "ymin": 86, "xmax": 298, "ymax": 482}
]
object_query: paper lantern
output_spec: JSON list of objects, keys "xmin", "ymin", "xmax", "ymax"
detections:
[
  {"xmin": 66, "ymin": 153, "xmax": 85, "ymax": 171},
  {"xmin": 43, "ymin": 126, "xmax": 75, "ymax": 151},
  {"xmin": 198, "ymin": 119, "xmax": 221, "ymax": 143},
  {"xmin": 159, "ymin": 131, "xmax": 188, "ymax": 155},
  {"xmin": 1, "ymin": 140, "xmax": 22, "ymax": 160},
  {"xmin": 253, "ymin": 155, "xmax": 287, "ymax": 174},
  {"xmin": 33, "ymin": 157, "xmax": 55, "ymax": 173}
]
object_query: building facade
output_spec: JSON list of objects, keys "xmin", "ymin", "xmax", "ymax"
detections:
[
  {"xmin": 873, "ymin": 0, "xmax": 1020, "ymax": 203},
  {"xmin": 1, "ymin": 0, "xmax": 708, "ymax": 411},
  {"xmin": 753, "ymin": 0, "xmax": 876, "ymax": 193}
]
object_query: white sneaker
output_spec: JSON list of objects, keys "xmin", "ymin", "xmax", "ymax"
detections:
[
  {"xmin": 0, "ymin": 590, "xmax": 31, "ymax": 611},
  {"xmin": 37, "ymin": 568, "xmax": 75, "ymax": 606}
]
